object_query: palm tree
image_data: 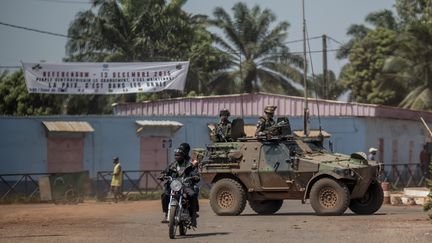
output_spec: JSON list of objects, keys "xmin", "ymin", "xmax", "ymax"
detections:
[
  {"xmin": 209, "ymin": 2, "xmax": 304, "ymax": 94},
  {"xmin": 312, "ymin": 71, "xmax": 344, "ymax": 100},
  {"xmin": 384, "ymin": 22, "xmax": 432, "ymax": 110},
  {"xmin": 64, "ymin": 0, "xmax": 229, "ymax": 111}
]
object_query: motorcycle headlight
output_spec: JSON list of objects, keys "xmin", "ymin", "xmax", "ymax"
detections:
[{"xmin": 170, "ymin": 179, "xmax": 182, "ymax": 192}]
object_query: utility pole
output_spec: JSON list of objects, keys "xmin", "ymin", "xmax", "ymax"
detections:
[{"xmin": 322, "ymin": 34, "xmax": 328, "ymax": 99}]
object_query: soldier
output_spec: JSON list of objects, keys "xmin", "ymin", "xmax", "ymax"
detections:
[
  {"xmin": 255, "ymin": 105, "xmax": 277, "ymax": 136},
  {"xmin": 215, "ymin": 109, "xmax": 232, "ymax": 142}
]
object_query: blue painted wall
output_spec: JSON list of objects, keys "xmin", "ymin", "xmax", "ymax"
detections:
[{"xmin": 0, "ymin": 115, "xmax": 426, "ymax": 178}]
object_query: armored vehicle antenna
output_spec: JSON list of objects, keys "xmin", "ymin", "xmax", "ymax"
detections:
[{"xmin": 302, "ymin": 0, "xmax": 309, "ymax": 137}]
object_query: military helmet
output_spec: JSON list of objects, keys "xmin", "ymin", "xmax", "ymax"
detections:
[
  {"xmin": 264, "ymin": 105, "xmax": 277, "ymax": 114},
  {"xmin": 174, "ymin": 149, "xmax": 185, "ymax": 157},
  {"xmin": 219, "ymin": 109, "xmax": 230, "ymax": 117},
  {"xmin": 179, "ymin": 142, "xmax": 190, "ymax": 155}
]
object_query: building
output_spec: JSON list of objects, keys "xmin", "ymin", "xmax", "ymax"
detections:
[{"xmin": 1, "ymin": 93, "xmax": 431, "ymax": 179}]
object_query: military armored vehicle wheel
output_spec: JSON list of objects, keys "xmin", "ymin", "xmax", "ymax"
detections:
[
  {"xmin": 210, "ymin": 178, "xmax": 247, "ymax": 216},
  {"xmin": 349, "ymin": 180, "xmax": 384, "ymax": 215},
  {"xmin": 248, "ymin": 200, "xmax": 283, "ymax": 215},
  {"xmin": 310, "ymin": 178, "xmax": 350, "ymax": 215}
]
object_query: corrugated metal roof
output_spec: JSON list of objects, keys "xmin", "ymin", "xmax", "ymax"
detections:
[
  {"xmin": 135, "ymin": 120, "xmax": 183, "ymax": 133},
  {"xmin": 114, "ymin": 92, "xmax": 432, "ymax": 121},
  {"xmin": 42, "ymin": 121, "xmax": 94, "ymax": 132}
]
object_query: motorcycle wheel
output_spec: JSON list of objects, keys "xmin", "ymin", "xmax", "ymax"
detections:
[
  {"xmin": 168, "ymin": 205, "xmax": 177, "ymax": 239},
  {"xmin": 179, "ymin": 222, "xmax": 187, "ymax": 236}
]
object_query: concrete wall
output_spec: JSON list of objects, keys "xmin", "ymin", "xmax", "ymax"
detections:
[
  {"xmin": 0, "ymin": 115, "xmax": 427, "ymax": 178},
  {"xmin": 364, "ymin": 118, "xmax": 427, "ymax": 165}
]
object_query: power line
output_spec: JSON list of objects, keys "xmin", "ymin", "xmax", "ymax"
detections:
[
  {"xmin": 326, "ymin": 35, "xmax": 345, "ymax": 46},
  {"xmin": 36, "ymin": 0, "xmax": 91, "ymax": 4},
  {"xmin": 0, "ymin": 66, "xmax": 21, "ymax": 69},
  {"xmin": 0, "ymin": 21, "xmax": 71, "ymax": 38},
  {"xmin": 285, "ymin": 35, "xmax": 322, "ymax": 44}
]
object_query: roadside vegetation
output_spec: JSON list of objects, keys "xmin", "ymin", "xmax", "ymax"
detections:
[{"xmin": 2, "ymin": 0, "xmax": 432, "ymax": 114}]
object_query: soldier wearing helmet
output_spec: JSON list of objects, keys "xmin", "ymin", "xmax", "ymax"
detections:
[
  {"xmin": 255, "ymin": 105, "xmax": 277, "ymax": 136},
  {"xmin": 215, "ymin": 109, "xmax": 232, "ymax": 142}
]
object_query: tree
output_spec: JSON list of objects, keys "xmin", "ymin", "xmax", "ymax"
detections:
[
  {"xmin": 337, "ymin": 10, "xmax": 399, "ymax": 59},
  {"xmin": 340, "ymin": 28, "xmax": 403, "ymax": 105},
  {"xmin": 65, "ymin": 0, "xmax": 228, "ymax": 110},
  {"xmin": 384, "ymin": 21, "xmax": 432, "ymax": 110},
  {"xmin": 0, "ymin": 70, "xmax": 64, "ymax": 115},
  {"xmin": 209, "ymin": 2, "xmax": 304, "ymax": 94},
  {"xmin": 311, "ymin": 71, "xmax": 344, "ymax": 100}
]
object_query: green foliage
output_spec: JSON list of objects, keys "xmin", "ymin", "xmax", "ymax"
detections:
[
  {"xmin": 424, "ymin": 163, "xmax": 432, "ymax": 220},
  {"xmin": 395, "ymin": 0, "xmax": 432, "ymax": 24},
  {"xmin": 341, "ymin": 28, "xmax": 403, "ymax": 105},
  {"xmin": 209, "ymin": 2, "xmax": 304, "ymax": 94},
  {"xmin": 337, "ymin": 10, "xmax": 399, "ymax": 59},
  {"xmin": 311, "ymin": 71, "xmax": 345, "ymax": 100},
  {"xmin": 126, "ymin": 191, "xmax": 162, "ymax": 201},
  {"xmin": 66, "ymin": 0, "xmax": 228, "ymax": 104},
  {"xmin": 0, "ymin": 70, "xmax": 64, "ymax": 115},
  {"xmin": 389, "ymin": 21, "xmax": 432, "ymax": 111},
  {"xmin": 0, "ymin": 195, "xmax": 42, "ymax": 204}
]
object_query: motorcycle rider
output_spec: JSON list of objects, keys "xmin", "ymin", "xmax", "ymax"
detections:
[
  {"xmin": 178, "ymin": 143, "xmax": 200, "ymax": 215},
  {"xmin": 160, "ymin": 146, "xmax": 200, "ymax": 227}
]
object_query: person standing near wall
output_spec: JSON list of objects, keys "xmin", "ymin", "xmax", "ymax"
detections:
[
  {"xmin": 111, "ymin": 157, "xmax": 123, "ymax": 203},
  {"xmin": 420, "ymin": 144, "xmax": 431, "ymax": 180},
  {"xmin": 368, "ymin": 148, "xmax": 377, "ymax": 161}
]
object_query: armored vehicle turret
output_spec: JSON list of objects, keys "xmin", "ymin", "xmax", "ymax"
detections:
[{"xmin": 194, "ymin": 118, "xmax": 383, "ymax": 216}]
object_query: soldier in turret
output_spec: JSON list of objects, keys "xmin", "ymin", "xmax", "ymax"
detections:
[
  {"xmin": 255, "ymin": 105, "xmax": 277, "ymax": 136},
  {"xmin": 215, "ymin": 109, "xmax": 232, "ymax": 142}
]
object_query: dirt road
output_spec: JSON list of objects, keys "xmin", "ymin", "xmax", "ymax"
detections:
[{"xmin": 0, "ymin": 199, "xmax": 431, "ymax": 243}]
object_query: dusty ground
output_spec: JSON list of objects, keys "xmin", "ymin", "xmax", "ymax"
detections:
[{"xmin": 0, "ymin": 199, "xmax": 431, "ymax": 243}]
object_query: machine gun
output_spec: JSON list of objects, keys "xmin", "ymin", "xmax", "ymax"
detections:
[{"xmin": 216, "ymin": 126, "xmax": 229, "ymax": 142}]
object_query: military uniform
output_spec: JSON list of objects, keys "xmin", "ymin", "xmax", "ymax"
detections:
[
  {"xmin": 255, "ymin": 116, "xmax": 276, "ymax": 135},
  {"xmin": 216, "ymin": 121, "xmax": 232, "ymax": 142},
  {"xmin": 255, "ymin": 105, "xmax": 277, "ymax": 136},
  {"xmin": 216, "ymin": 109, "xmax": 232, "ymax": 142}
]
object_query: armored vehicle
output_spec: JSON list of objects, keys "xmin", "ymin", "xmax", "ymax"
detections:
[{"xmin": 195, "ymin": 118, "xmax": 384, "ymax": 216}]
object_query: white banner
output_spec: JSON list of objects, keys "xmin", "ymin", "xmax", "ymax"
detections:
[{"xmin": 21, "ymin": 61, "xmax": 189, "ymax": 94}]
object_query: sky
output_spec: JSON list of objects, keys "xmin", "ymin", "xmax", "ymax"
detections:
[{"xmin": 0, "ymin": 0, "xmax": 396, "ymax": 76}]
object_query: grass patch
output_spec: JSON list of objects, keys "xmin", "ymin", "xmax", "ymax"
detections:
[{"xmin": 0, "ymin": 195, "xmax": 42, "ymax": 204}]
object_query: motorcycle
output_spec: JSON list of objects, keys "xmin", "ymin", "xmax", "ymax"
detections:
[{"xmin": 164, "ymin": 175, "xmax": 196, "ymax": 239}]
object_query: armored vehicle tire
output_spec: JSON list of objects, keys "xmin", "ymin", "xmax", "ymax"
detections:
[
  {"xmin": 210, "ymin": 178, "xmax": 247, "ymax": 216},
  {"xmin": 349, "ymin": 180, "xmax": 384, "ymax": 215},
  {"xmin": 248, "ymin": 200, "xmax": 283, "ymax": 215},
  {"xmin": 310, "ymin": 178, "xmax": 350, "ymax": 216}
]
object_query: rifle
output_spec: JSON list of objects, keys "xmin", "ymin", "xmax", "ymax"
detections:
[{"xmin": 216, "ymin": 126, "xmax": 228, "ymax": 142}]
